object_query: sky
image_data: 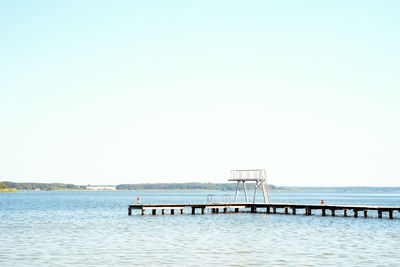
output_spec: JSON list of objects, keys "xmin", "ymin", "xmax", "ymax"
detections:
[{"xmin": 0, "ymin": 1, "xmax": 399, "ymax": 186}]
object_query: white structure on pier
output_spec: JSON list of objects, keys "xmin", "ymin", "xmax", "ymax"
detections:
[{"xmin": 229, "ymin": 169, "xmax": 270, "ymax": 203}]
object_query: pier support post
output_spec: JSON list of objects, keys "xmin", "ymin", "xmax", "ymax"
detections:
[
  {"xmin": 273, "ymin": 207, "xmax": 277, "ymax": 214},
  {"xmin": 235, "ymin": 208, "xmax": 239, "ymax": 213},
  {"xmin": 180, "ymin": 209, "xmax": 184, "ymax": 215},
  {"xmin": 202, "ymin": 207, "xmax": 205, "ymax": 214},
  {"xmin": 292, "ymin": 208, "xmax": 296, "ymax": 215},
  {"xmin": 128, "ymin": 207, "xmax": 132, "ymax": 216},
  {"xmin": 267, "ymin": 207, "xmax": 271, "ymax": 214},
  {"xmin": 285, "ymin": 207, "xmax": 288, "ymax": 214},
  {"xmin": 224, "ymin": 208, "xmax": 228, "ymax": 213},
  {"xmin": 251, "ymin": 206, "xmax": 256, "ymax": 213},
  {"xmin": 141, "ymin": 209, "xmax": 146, "ymax": 216},
  {"xmin": 389, "ymin": 210, "xmax": 393, "ymax": 219},
  {"xmin": 306, "ymin": 208, "xmax": 311, "ymax": 215},
  {"xmin": 216, "ymin": 208, "xmax": 219, "ymax": 214},
  {"xmin": 331, "ymin": 209, "xmax": 335, "ymax": 216},
  {"xmin": 152, "ymin": 209, "xmax": 156, "ymax": 215},
  {"xmin": 378, "ymin": 210, "xmax": 382, "ymax": 218},
  {"xmin": 322, "ymin": 209, "xmax": 326, "ymax": 216},
  {"xmin": 162, "ymin": 209, "xmax": 165, "ymax": 215},
  {"xmin": 344, "ymin": 209, "xmax": 347, "ymax": 217},
  {"xmin": 192, "ymin": 207, "xmax": 196, "ymax": 214},
  {"xmin": 364, "ymin": 210, "xmax": 368, "ymax": 218},
  {"xmin": 354, "ymin": 210, "xmax": 358, "ymax": 218},
  {"xmin": 171, "ymin": 209, "xmax": 174, "ymax": 215}
]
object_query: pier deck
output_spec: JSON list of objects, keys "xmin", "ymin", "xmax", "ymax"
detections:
[{"xmin": 128, "ymin": 203, "xmax": 400, "ymax": 219}]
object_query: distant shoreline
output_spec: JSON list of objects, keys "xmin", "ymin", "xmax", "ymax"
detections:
[
  {"xmin": 1, "ymin": 181, "xmax": 400, "ymax": 193},
  {"xmin": 0, "ymin": 188, "xmax": 18, "ymax": 193}
]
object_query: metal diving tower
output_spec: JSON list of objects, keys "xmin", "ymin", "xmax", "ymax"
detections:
[{"xmin": 229, "ymin": 169, "xmax": 270, "ymax": 203}]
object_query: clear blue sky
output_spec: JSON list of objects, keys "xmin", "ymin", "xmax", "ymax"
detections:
[{"xmin": 1, "ymin": 1, "xmax": 399, "ymax": 186}]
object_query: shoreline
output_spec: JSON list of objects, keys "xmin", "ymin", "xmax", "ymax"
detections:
[{"xmin": 0, "ymin": 188, "xmax": 18, "ymax": 193}]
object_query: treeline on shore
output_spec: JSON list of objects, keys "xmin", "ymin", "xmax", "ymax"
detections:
[
  {"xmin": 1, "ymin": 181, "xmax": 277, "ymax": 191},
  {"xmin": 2, "ymin": 181, "xmax": 85, "ymax": 191},
  {"xmin": 116, "ymin": 183, "xmax": 277, "ymax": 191},
  {"xmin": 280, "ymin": 186, "xmax": 400, "ymax": 193},
  {"xmin": 0, "ymin": 182, "xmax": 17, "ymax": 192},
  {"xmin": 2, "ymin": 181, "xmax": 399, "ymax": 192}
]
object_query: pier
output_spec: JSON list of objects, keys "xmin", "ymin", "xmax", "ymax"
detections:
[
  {"xmin": 128, "ymin": 171, "xmax": 400, "ymax": 219},
  {"xmin": 128, "ymin": 203, "xmax": 400, "ymax": 219}
]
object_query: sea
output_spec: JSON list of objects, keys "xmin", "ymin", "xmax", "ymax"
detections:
[{"xmin": 1, "ymin": 190, "xmax": 399, "ymax": 266}]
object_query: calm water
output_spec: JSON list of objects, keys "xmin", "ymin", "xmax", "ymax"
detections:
[{"xmin": 1, "ymin": 190, "xmax": 400, "ymax": 266}]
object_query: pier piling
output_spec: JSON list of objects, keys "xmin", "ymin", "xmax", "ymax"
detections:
[{"xmin": 306, "ymin": 208, "xmax": 311, "ymax": 216}]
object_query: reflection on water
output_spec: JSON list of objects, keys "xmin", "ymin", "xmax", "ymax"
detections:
[{"xmin": 1, "ymin": 191, "xmax": 400, "ymax": 266}]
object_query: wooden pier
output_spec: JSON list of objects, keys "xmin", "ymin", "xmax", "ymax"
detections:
[{"xmin": 128, "ymin": 203, "xmax": 400, "ymax": 219}]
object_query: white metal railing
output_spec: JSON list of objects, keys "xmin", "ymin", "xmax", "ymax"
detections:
[{"xmin": 230, "ymin": 169, "xmax": 267, "ymax": 180}]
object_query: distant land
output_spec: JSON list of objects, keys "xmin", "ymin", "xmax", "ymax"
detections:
[
  {"xmin": 0, "ymin": 182, "xmax": 17, "ymax": 192},
  {"xmin": 1, "ymin": 181, "xmax": 400, "ymax": 193},
  {"xmin": 278, "ymin": 186, "xmax": 400, "ymax": 193},
  {"xmin": 1, "ymin": 181, "xmax": 85, "ymax": 191},
  {"xmin": 1, "ymin": 181, "xmax": 276, "ymax": 191},
  {"xmin": 116, "ymin": 183, "xmax": 278, "ymax": 191}
]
